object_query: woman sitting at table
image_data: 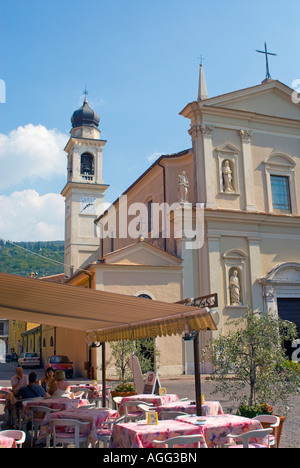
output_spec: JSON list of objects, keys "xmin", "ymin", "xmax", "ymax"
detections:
[
  {"xmin": 40, "ymin": 367, "xmax": 55, "ymax": 393},
  {"xmin": 47, "ymin": 370, "xmax": 71, "ymax": 398}
]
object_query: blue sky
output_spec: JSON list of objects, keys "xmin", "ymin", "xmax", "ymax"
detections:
[{"xmin": 0, "ymin": 0, "xmax": 299, "ymax": 241}]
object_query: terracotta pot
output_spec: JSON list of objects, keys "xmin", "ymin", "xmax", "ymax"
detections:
[{"xmin": 110, "ymin": 391, "xmax": 137, "ymax": 399}]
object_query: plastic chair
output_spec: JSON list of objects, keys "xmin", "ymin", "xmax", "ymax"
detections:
[
  {"xmin": 137, "ymin": 404, "xmax": 154, "ymax": 419},
  {"xmin": 153, "ymin": 434, "xmax": 205, "ymax": 448},
  {"xmin": 0, "ymin": 429, "xmax": 26, "ymax": 448},
  {"xmin": 27, "ymin": 405, "xmax": 60, "ymax": 447},
  {"xmin": 112, "ymin": 396, "xmax": 123, "ymax": 411},
  {"xmin": 95, "ymin": 415, "xmax": 126, "ymax": 448},
  {"xmin": 51, "ymin": 418, "xmax": 90, "ymax": 448},
  {"xmin": 158, "ymin": 411, "xmax": 188, "ymax": 420},
  {"xmin": 72, "ymin": 391, "xmax": 85, "ymax": 399},
  {"xmin": 228, "ymin": 428, "xmax": 273, "ymax": 448},
  {"xmin": 253, "ymin": 415, "xmax": 280, "ymax": 448},
  {"xmin": 122, "ymin": 400, "xmax": 154, "ymax": 422}
]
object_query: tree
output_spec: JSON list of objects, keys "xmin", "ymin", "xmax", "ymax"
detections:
[
  {"xmin": 206, "ymin": 309, "xmax": 300, "ymax": 414},
  {"xmin": 110, "ymin": 340, "xmax": 135, "ymax": 384},
  {"xmin": 109, "ymin": 338, "xmax": 160, "ymax": 384}
]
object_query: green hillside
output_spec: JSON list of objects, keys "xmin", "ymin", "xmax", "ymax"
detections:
[{"xmin": 0, "ymin": 240, "xmax": 64, "ymax": 278}]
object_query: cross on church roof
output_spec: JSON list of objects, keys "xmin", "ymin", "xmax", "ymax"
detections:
[
  {"xmin": 83, "ymin": 87, "xmax": 88, "ymax": 102},
  {"xmin": 256, "ymin": 42, "xmax": 277, "ymax": 80}
]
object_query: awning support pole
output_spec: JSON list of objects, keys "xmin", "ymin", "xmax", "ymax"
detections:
[
  {"xmin": 102, "ymin": 342, "xmax": 106, "ymax": 407},
  {"xmin": 193, "ymin": 332, "xmax": 202, "ymax": 416}
]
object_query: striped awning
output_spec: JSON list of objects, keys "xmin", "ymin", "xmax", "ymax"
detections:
[{"xmin": 0, "ymin": 272, "xmax": 217, "ymax": 342}]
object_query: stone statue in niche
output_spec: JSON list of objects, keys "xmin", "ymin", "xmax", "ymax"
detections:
[
  {"xmin": 222, "ymin": 160, "xmax": 234, "ymax": 193},
  {"xmin": 178, "ymin": 171, "xmax": 189, "ymax": 203},
  {"xmin": 229, "ymin": 269, "xmax": 241, "ymax": 305}
]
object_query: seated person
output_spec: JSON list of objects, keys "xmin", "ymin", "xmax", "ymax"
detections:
[
  {"xmin": 40, "ymin": 367, "xmax": 55, "ymax": 393},
  {"xmin": 5, "ymin": 367, "xmax": 29, "ymax": 421},
  {"xmin": 17, "ymin": 372, "xmax": 47, "ymax": 399},
  {"xmin": 11, "ymin": 367, "xmax": 28, "ymax": 396},
  {"xmin": 47, "ymin": 370, "xmax": 71, "ymax": 398}
]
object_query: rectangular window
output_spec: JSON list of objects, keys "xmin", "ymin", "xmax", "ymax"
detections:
[{"xmin": 271, "ymin": 175, "xmax": 291, "ymax": 213}]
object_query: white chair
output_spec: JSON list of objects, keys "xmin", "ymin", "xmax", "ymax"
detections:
[
  {"xmin": 112, "ymin": 396, "xmax": 122, "ymax": 411},
  {"xmin": 27, "ymin": 405, "xmax": 60, "ymax": 447},
  {"xmin": 253, "ymin": 415, "xmax": 280, "ymax": 448},
  {"xmin": 137, "ymin": 404, "xmax": 154, "ymax": 419},
  {"xmin": 95, "ymin": 415, "xmax": 126, "ymax": 448},
  {"xmin": 228, "ymin": 428, "xmax": 273, "ymax": 448},
  {"xmin": 0, "ymin": 429, "xmax": 26, "ymax": 448},
  {"xmin": 123, "ymin": 400, "xmax": 154, "ymax": 422},
  {"xmin": 72, "ymin": 391, "xmax": 85, "ymax": 399},
  {"xmin": 153, "ymin": 434, "xmax": 205, "ymax": 448},
  {"xmin": 51, "ymin": 418, "xmax": 90, "ymax": 448},
  {"xmin": 158, "ymin": 411, "xmax": 188, "ymax": 420}
]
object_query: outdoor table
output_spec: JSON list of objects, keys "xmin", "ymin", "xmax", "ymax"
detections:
[
  {"xmin": 0, "ymin": 435, "xmax": 17, "ymax": 448},
  {"xmin": 176, "ymin": 414, "xmax": 263, "ymax": 448},
  {"xmin": 119, "ymin": 394, "xmax": 179, "ymax": 416},
  {"xmin": 39, "ymin": 406, "xmax": 119, "ymax": 446},
  {"xmin": 23, "ymin": 397, "xmax": 90, "ymax": 416},
  {"xmin": 109, "ymin": 419, "xmax": 206, "ymax": 448},
  {"xmin": 156, "ymin": 400, "xmax": 224, "ymax": 417}
]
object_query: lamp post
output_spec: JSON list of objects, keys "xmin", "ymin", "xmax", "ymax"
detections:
[{"xmin": 183, "ymin": 330, "xmax": 202, "ymax": 416}]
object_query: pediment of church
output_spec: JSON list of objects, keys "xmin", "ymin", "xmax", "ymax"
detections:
[
  {"xmin": 202, "ymin": 80, "xmax": 300, "ymax": 121},
  {"xmin": 259, "ymin": 262, "xmax": 300, "ymax": 284},
  {"xmin": 103, "ymin": 241, "xmax": 182, "ymax": 267}
]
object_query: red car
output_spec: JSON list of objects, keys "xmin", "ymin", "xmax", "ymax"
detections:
[{"xmin": 45, "ymin": 355, "xmax": 74, "ymax": 378}]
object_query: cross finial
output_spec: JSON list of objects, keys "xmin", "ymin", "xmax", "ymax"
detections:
[
  {"xmin": 256, "ymin": 42, "xmax": 277, "ymax": 80},
  {"xmin": 198, "ymin": 55, "xmax": 205, "ymax": 66},
  {"xmin": 83, "ymin": 87, "xmax": 88, "ymax": 102}
]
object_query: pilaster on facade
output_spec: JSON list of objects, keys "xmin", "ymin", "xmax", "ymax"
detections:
[
  {"xmin": 188, "ymin": 123, "xmax": 217, "ymax": 209},
  {"xmin": 239, "ymin": 129, "xmax": 257, "ymax": 212}
]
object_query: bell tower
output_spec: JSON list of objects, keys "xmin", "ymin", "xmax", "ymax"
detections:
[{"xmin": 61, "ymin": 94, "xmax": 109, "ymax": 277}]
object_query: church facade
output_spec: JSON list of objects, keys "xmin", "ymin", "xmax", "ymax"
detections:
[{"xmin": 62, "ymin": 67, "xmax": 300, "ymax": 377}]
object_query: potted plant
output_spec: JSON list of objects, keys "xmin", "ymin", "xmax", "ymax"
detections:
[
  {"xmin": 111, "ymin": 382, "xmax": 137, "ymax": 399},
  {"xmin": 205, "ymin": 309, "xmax": 300, "ymax": 447}
]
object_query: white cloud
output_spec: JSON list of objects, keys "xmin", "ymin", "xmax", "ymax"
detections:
[
  {"xmin": 0, "ymin": 190, "xmax": 64, "ymax": 241},
  {"xmin": 0, "ymin": 124, "xmax": 67, "ymax": 190}
]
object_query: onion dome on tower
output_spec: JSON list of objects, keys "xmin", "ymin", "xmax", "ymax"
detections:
[{"xmin": 71, "ymin": 95, "xmax": 100, "ymax": 129}]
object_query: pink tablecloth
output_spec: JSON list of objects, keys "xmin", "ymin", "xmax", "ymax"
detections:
[
  {"xmin": 40, "ymin": 407, "xmax": 119, "ymax": 445},
  {"xmin": 109, "ymin": 419, "xmax": 205, "ymax": 448},
  {"xmin": 23, "ymin": 397, "xmax": 89, "ymax": 416},
  {"xmin": 119, "ymin": 394, "xmax": 179, "ymax": 416},
  {"xmin": 156, "ymin": 400, "xmax": 224, "ymax": 417},
  {"xmin": 176, "ymin": 414, "xmax": 263, "ymax": 448},
  {"xmin": 0, "ymin": 435, "xmax": 17, "ymax": 448}
]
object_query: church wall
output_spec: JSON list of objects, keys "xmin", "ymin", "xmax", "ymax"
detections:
[
  {"xmin": 250, "ymin": 132, "xmax": 299, "ymax": 213},
  {"xmin": 99, "ymin": 267, "xmax": 182, "ymax": 303},
  {"xmin": 260, "ymin": 237, "xmax": 300, "ymax": 275},
  {"xmin": 93, "ymin": 265, "xmax": 183, "ymax": 377}
]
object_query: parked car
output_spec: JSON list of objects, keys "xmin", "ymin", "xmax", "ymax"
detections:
[
  {"xmin": 18, "ymin": 352, "xmax": 40, "ymax": 368},
  {"xmin": 45, "ymin": 355, "xmax": 74, "ymax": 378}
]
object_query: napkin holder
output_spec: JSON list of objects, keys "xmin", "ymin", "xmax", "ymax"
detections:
[{"xmin": 147, "ymin": 411, "xmax": 158, "ymax": 425}]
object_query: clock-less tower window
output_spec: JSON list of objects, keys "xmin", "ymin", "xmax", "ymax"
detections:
[{"xmin": 80, "ymin": 152, "xmax": 94, "ymax": 181}]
